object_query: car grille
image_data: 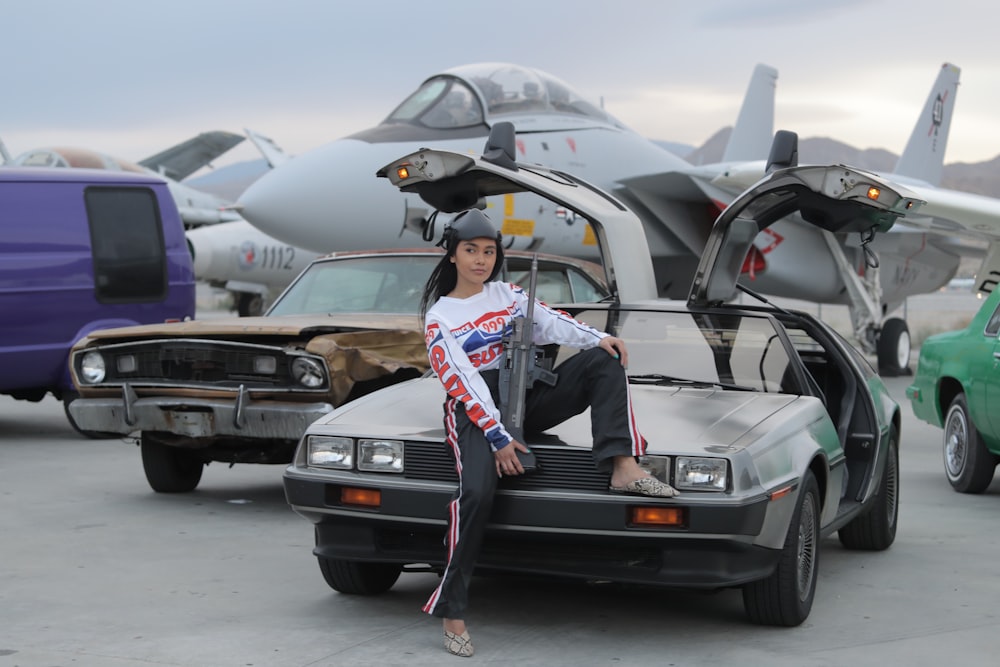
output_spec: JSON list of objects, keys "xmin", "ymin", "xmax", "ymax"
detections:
[
  {"xmin": 84, "ymin": 339, "xmax": 319, "ymax": 390},
  {"xmin": 404, "ymin": 441, "xmax": 609, "ymax": 492}
]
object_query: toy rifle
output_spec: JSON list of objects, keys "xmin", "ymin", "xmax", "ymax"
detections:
[{"xmin": 498, "ymin": 254, "xmax": 557, "ymax": 471}]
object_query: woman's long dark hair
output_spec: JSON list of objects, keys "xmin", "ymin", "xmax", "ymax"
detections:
[{"xmin": 419, "ymin": 238, "xmax": 505, "ymax": 321}]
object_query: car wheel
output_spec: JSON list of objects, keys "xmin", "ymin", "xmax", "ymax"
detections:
[
  {"xmin": 877, "ymin": 318, "xmax": 911, "ymax": 377},
  {"xmin": 838, "ymin": 425, "xmax": 899, "ymax": 550},
  {"xmin": 743, "ymin": 471, "xmax": 820, "ymax": 626},
  {"xmin": 140, "ymin": 434, "xmax": 205, "ymax": 493},
  {"xmin": 318, "ymin": 556, "xmax": 402, "ymax": 595},
  {"xmin": 943, "ymin": 394, "xmax": 998, "ymax": 494},
  {"xmin": 61, "ymin": 391, "xmax": 120, "ymax": 439}
]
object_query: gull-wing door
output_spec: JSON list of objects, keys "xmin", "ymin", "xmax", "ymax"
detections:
[
  {"xmin": 375, "ymin": 123, "xmax": 659, "ymax": 304},
  {"xmin": 688, "ymin": 162, "xmax": 924, "ymax": 308}
]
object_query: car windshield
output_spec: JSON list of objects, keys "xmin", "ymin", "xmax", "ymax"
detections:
[
  {"xmin": 267, "ymin": 254, "xmax": 608, "ymax": 317},
  {"xmin": 576, "ymin": 309, "xmax": 796, "ymax": 393}
]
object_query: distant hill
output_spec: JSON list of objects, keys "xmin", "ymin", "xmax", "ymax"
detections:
[{"xmin": 682, "ymin": 127, "xmax": 1000, "ymax": 198}]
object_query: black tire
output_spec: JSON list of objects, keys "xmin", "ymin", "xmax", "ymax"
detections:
[
  {"xmin": 877, "ymin": 318, "xmax": 911, "ymax": 377},
  {"xmin": 318, "ymin": 557, "xmax": 402, "ymax": 595},
  {"xmin": 236, "ymin": 292, "xmax": 264, "ymax": 317},
  {"xmin": 140, "ymin": 434, "xmax": 204, "ymax": 493},
  {"xmin": 942, "ymin": 394, "xmax": 998, "ymax": 494},
  {"xmin": 839, "ymin": 426, "xmax": 899, "ymax": 550},
  {"xmin": 743, "ymin": 471, "xmax": 820, "ymax": 626},
  {"xmin": 62, "ymin": 391, "xmax": 119, "ymax": 439}
]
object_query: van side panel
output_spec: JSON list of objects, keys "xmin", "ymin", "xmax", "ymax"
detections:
[{"xmin": 0, "ymin": 172, "xmax": 195, "ymax": 398}]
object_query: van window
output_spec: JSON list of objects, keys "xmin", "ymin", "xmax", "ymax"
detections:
[{"xmin": 85, "ymin": 187, "xmax": 167, "ymax": 303}]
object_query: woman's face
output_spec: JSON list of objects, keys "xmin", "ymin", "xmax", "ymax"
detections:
[{"xmin": 450, "ymin": 237, "xmax": 498, "ymax": 289}]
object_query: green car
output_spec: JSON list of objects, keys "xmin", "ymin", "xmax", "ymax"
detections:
[{"xmin": 907, "ymin": 288, "xmax": 1000, "ymax": 493}]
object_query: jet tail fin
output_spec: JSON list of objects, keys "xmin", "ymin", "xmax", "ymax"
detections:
[
  {"xmin": 0, "ymin": 136, "xmax": 11, "ymax": 164},
  {"xmin": 245, "ymin": 129, "xmax": 290, "ymax": 168},
  {"xmin": 138, "ymin": 131, "xmax": 245, "ymax": 181},
  {"xmin": 893, "ymin": 63, "xmax": 961, "ymax": 186},
  {"xmin": 722, "ymin": 64, "xmax": 778, "ymax": 162}
]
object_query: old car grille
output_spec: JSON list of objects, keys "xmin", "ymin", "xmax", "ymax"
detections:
[
  {"xmin": 91, "ymin": 339, "xmax": 316, "ymax": 389},
  {"xmin": 404, "ymin": 441, "xmax": 609, "ymax": 492}
]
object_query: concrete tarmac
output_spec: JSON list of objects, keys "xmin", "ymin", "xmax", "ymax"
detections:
[{"xmin": 2, "ymin": 321, "xmax": 997, "ymax": 665}]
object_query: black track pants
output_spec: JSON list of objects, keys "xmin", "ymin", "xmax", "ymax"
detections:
[{"xmin": 422, "ymin": 347, "xmax": 646, "ymax": 619}]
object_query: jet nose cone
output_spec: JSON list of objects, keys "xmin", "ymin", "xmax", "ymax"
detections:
[{"xmin": 238, "ymin": 139, "xmax": 403, "ymax": 253}]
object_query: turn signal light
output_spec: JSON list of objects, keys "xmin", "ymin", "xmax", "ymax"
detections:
[
  {"xmin": 341, "ymin": 487, "xmax": 382, "ymax": 508},
  {"xmin": 867, "ymin": 186, "xmax": 881, "ymax": 200},
  {"xmin": 769, "ymin": 485, "xmax": 794, "ymax": 501},
  {"xmin": 396, "ymin": 166, "xmax": 410, "ymax": 180},
  {"xmin": 630, "ymin": 506, "xmax": 685, "ymax": 527}
]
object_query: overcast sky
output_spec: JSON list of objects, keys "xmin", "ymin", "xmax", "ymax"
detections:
[{"xmin": 4, "ymin": 0, "xmax": 998, "ymax": 173}]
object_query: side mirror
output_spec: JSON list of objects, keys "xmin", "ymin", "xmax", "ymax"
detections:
[
  {"xmin": 766, "ymin": 130, "xmax": 799, "ymax": 173},
  {"xmin": 483, "ymin": 122, "xmax": 518, "ymax": 171}
]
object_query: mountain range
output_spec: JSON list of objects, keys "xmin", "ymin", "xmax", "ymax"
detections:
[{"xmin": 683, "ymin": 128, "xmax": 1000, "ymax": 198}]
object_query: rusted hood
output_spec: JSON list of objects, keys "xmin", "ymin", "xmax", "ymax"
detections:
[{"xmin": 75, "ymin": 313, "xmax": 425, "ymax": 346}]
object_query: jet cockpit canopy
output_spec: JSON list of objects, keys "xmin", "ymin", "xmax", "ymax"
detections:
[{"xmin": 382, "ymin": 62, "xmax": 627, "ymax": 133}]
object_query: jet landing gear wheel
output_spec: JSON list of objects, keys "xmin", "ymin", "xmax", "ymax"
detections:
[
  {"xmin": 236, "ymin": 292, "xmax": 264, "ymax": 317},
  {"xmin": 877, "ymin": 317, "xmax": 911, "ymax": 377}
]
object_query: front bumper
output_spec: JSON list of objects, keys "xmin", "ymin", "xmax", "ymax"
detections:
[
  {"xmin": 68, "ymin": 393, "xmax": 334, "ymax": 440},
  {"xmin": 284, "ymin": 467, "xmax": 784, "ymax": 588}
]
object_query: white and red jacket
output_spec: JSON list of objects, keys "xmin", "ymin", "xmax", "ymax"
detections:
[{"xmin": 424, "ymin": 281, "xmax": 607, "ymax": 451}]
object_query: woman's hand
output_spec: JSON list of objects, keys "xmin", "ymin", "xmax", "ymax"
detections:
[
  {"xmin": 495, "ymin": 440, "xmax": 531, "ymax": 476},
  {"xmin": 599, "ymin": 336, "xmax": 628, "ymax": 368}
]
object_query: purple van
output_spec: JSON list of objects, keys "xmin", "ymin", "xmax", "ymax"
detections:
[{"xmin": 0, "ymin": 167, "xmax": 195, "ymax": 435}]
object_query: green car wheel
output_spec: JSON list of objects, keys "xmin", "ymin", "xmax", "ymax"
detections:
[{"xmin": 943, "ymin": 394, "xmax": 998, "ymax": 494}]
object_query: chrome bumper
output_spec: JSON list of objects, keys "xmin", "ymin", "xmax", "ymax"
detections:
[{"xmin": 68, "ymin": 386, "xmax": 333, "ymax": 439}]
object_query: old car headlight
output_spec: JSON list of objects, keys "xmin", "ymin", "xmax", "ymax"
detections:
[
  {"xmin": 358, "ymin": 439, "xmax": 404, "ymax": 473},
  {"xmin": 291, "ymin": 356, "xmax": 325, "ymax": 388},
  {"xmin": 307, "ymin": 436, "xmax": 354, "ymax": 469},
  {"xmin": 675, "ymin": 457, "xmax": 728, "ymax": 491},
  {"xmin": 79, "ymin": 350, "xmax": 106, "ymax": 384}
]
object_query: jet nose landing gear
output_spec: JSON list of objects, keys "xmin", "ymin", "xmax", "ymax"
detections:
[{"xmin": 876, "ymin": 317, "xmax": 912, "ymax": 377}]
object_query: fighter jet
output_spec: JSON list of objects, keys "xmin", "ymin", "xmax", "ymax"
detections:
[
  {"xmin": 237, "ymin": 62, "xmax": 776, "ymax": 290},
  {"xmin": 2, "ymin": 130, "xmax": 246, "ymax": 227},
  {"xmin": 236, "ymin": 62, "xmax": 998, "ymax": 375}
]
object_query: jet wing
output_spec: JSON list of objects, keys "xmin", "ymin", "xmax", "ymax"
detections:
[{"xmin": 139, "ymin": 131, "xmax": 245, "ymax": 181}]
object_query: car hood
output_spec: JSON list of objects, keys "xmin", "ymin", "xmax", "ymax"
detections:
[
  {"xmin": 76, "ymin": 312, "xmax": 424, "ymax": 344},
  {"xmin": 313, "ymin": 377, "xmax": 806, "ymax": 455}
]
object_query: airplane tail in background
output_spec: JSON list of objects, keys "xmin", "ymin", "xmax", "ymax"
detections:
[
  {"xmin": 721, "ymin": 64, "xmax": 778, "ymax": 162},
  {"xmin": 245, "ymin": 129, "xmax": 290, "ymax": 168},
  {"xmin": 893, "ymin": 62, "xmax": 960, "ymax": 186},
  {"xmin": 138, "ymin": 130, "xmax": 245, "ymax": 182}
]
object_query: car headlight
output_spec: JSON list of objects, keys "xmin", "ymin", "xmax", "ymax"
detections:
[
  {"xmin": 675, "ymin": 457, "xmax": 728, "ymax": 491},
  {"xmin": 291, "ymin": 356, "xmax": 325, "ymax": 388},
  {"xmin": 79, "ymin": 350, "xmax": 106, "ymax": 384},
  {"xmin": 307, "ymin": 436, "xmax": 354, "ymax": 469},
  {"xmin": 358, "ymin": 439, "xmax": 404, "ymax": 473}
]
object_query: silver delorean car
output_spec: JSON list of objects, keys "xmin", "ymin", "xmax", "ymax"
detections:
[{"xmin": 282, "ymin": 127, "xmax": 918, "ymax": 626}]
